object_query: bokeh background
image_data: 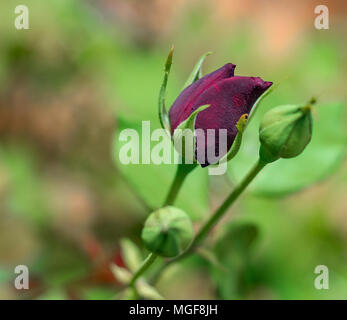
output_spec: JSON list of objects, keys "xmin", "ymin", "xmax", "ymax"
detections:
[{"xmin": 0, "ymin": 0, "xmax": 347, "ymax": 299}]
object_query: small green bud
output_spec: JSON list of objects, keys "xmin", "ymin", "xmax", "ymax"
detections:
[
  {"xmin": 259, "ymin": 104, "xmax": 313, "ymax": 163},
  {"xmin": 141, "ymin": 206, "xmax": 194, "ymax": 257}
]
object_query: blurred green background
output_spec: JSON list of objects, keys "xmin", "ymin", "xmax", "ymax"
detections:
[{"xmin": 0, "ymin": 0, "xmax": 346, "ymax": 299}]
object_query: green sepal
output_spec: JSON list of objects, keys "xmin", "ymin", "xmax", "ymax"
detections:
[
  {"xmin": 247, "ymin": 79, "xmax": 280, "ymax": 125},
  {"xmin": 158, "ymin": 45, "xmax": 174, "ymax": 134},
  {"xmin": 182, "ymin": 52, "xmax": 213, "ymax": 89},
  {"xmin": 213, "ymin": 113, "xmax": 248, "ymax": 166},
  {"xmin": 172, "ymin": 104, "xmax": 210, "ymax": 163},
  {"xmin": 227, "ymin": 113, "xmax": 248, "ymax": 161}
]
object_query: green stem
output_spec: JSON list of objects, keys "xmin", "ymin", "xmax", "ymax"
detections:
[
  {"xmin": 163, "ymin": 163, "xmax": 197, "ymax": 206},
  {"xmin": 151, "ymin": 158, "xmax": 267, "ymax": 283},
  {"xmin": 129, "ymin": 253, "xmax": 157, "ymax": 287},
  {"xmin": 193, "ymin": 159, "xmax": 267, "ymax": 246},
  {"xmin": 129, "ymin": 163, "xmax": 196, "ymax": 290}
]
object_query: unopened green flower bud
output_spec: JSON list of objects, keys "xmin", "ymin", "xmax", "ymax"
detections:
[
  {"xmin": 259, "ymin": 104, "xmax": 313, "ymax": 163},
  {"xmin": 141, "ymin": 206, "xmax": 194, "ymax": 257}
]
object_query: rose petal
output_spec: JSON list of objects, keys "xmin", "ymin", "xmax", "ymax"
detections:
[
  {"xmin": 193, "ymin": 76, "xmax": 272, "ymax": 166},
  {"xmin": 169, "ymin": 63, "xmax": 236, "ymax": 133}
]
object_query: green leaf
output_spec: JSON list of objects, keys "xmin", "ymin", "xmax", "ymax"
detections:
[
  {"xmin": 110, "ymin": 263, "xmax": 132, "ymax": 285},
  {"xmin": 228, "ymin": 101, "xmax": 347, "ymax": 195},
  {"xmin": 196, "ymin": 247, "xmax": 226, "ymax": 271},
  {"xmin": 212, "ymin": 221, "xmax": 260, "ymax": 299},
  {"xmin": 158, "ymin": 46, "xmax": 174, "ymax": 133},
  {"xmin": 114, "ymin": 117, "xmax": 209, "ymax": 220},
  {"xmin": 120, "ymin": 238, "xmax": 143, "ymax": 273},
  {"xmin": 215, "ymin": 221, "xmax": 259, "ymax": 254},
  {"xmin": 183, "ymin": 51, "xmax": 213, "ymax": 89}
]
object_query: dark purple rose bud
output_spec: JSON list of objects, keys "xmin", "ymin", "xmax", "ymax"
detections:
[{"xmin": 169, "ymin": 64, "xmax": 272, "ymax": 166}]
